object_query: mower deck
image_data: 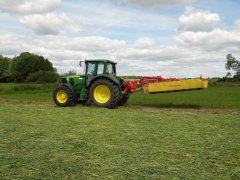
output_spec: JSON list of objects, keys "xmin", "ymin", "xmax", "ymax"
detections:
[{"xmin": 143, "ymin": 78, "xmax": 208, "ymax": 93}]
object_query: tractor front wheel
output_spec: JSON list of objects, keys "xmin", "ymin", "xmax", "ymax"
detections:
[
  {"xmin": 53, "ymin": 86, "xmax": 74, "ymax": 107},
  {"xmin": 89, "ymin": 79, "xmax": 119, "ymax": 108}
]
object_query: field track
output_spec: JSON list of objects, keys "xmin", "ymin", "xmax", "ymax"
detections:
[{"xmin": 1, "ymin": 99, "xmax": 239, "ymax": 116}]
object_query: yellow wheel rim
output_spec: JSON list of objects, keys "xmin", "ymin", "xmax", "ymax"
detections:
[
  {"xmin": 56, "ymin": 90, "xmax": 68, "ymax": 104},
  {"xmin": 94, "ymin": 85, "xmax": 111, "ymax": 104}
]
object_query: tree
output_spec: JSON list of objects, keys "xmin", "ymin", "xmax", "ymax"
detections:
[
  {"xmin": 63, "ymin": 70, "xmax": 77, "ymax": 76},
  {"xmin": 225, "ymin": 54, "xmax": 240, "ymax": 81},
  {"xmin": 0, "ymin": 55, "xmax": 11, "ymax": 82},
  {"xmin": 26, "ymin": 70, "xmax": 60, "ymax": 83},
  {"xmin": 11, "ymin": 52, "xmax": 55, "ymax": 82}
]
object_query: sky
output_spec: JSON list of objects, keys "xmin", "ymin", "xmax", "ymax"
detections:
[{"xmin": 0, "ymin": 0, "xmax": 239, "ymax": 78}]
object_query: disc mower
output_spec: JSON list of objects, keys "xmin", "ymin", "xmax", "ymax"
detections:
[{"xmin": 53, "ymin": 59, "xmax": 208, "ymax": 108}]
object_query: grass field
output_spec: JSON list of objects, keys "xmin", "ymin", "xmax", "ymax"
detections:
[{"xmin": 0, "ymin": 83, "xmax": 240, "ymax": 179}]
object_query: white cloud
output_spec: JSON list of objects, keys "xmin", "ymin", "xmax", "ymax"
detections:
[
  {"xmin": 175, "ymin": 29, "xmax": 240, "ymax": 51},
  {"xmin": 1, "ymin": 29, "xmax": 238, "ymax": 77},
  {"xmin": 113, "ymin": 27, "xmax": 240, "ymax": 77},
  {"xmin": 64, "ymin": 2, "xmax": 176, "ymax": 32},
  {"xmin": 114, "ymin": 0, "xmax": 195, "ymax": 8},
  {"xmin": 0, "ymin": 34, "xmax": 30, "ymax": 55},
  {"xmin": 19, "ymin": 13, "xmax": 83, "ymax": 35},
  {"xmin": 235, "ymin": 19, "xmax": 240, "ymax": 29},
  {"xmin": 33, "ymin": 35, "xmax": 126, "ymax": 52},
  {"xmin": 134, "ymin": 37, "xmax": 156, "ymax": 49},
  {"xmin": 0, "ymin": 33, "xmax": 126, "ymax": 73},
  {"xmin": 0, "ymin": 0, "xmax": 61, "ymax": 14},
  {"xmin": 179, "ymin": 7, "xmax": 220, "ymax": 32},
  {"xmin": 0, "ymin": 2, "xmax": 239, "ymax": 78}
]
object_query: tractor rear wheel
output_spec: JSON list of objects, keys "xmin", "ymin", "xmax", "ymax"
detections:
[
  {"xmin": 117, "ymin": 93, "xmax": 130, "ymax": 106},
  {"xmin": 89, "ymin": 79, "xmax": 120, "ymax": 108},
  {"xmin": 53, "ymin": 86, "xmax": 74, "ymax": 107}
]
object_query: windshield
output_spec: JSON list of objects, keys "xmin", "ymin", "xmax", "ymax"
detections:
[{"xmin": 97, "ymin": 63, "xmax": 104, "ymax": 75}]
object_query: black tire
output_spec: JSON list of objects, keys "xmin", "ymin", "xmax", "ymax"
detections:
[
  {"xmin": 53, "ymin": 86, "xmax": 74, "ymax": 107},
  {"xmin": 117, "ymin": 93, "xmax": 130, "ymax": 106},
  {"xmin": 89, "ymin": 79, "xmax": 120, "ymax": 108}
]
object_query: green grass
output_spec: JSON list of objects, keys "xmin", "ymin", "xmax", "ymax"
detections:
[
  {"xmin": 0, "ymin": 83, "xmax": 240, "ymax": 178},
  {"xmin": 0, "ymin": 105, "xmax": 239, "ymax": 179},
  {"xmin": 0, "ymin": 83, "xmax": 56, "ymax": 94},
  {"xmin": 0, "ymin": 83, "xmax": 55, "ymax": 103}
]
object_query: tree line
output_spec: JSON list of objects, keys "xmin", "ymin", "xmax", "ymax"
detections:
[{"xmin": 0, "ymin": 52, "xmax": 59, "ymax": 83}]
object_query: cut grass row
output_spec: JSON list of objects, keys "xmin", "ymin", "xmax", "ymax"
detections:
[{"xmin": 0, "ymin": 104, "xmax": 239, "ymax": 179}]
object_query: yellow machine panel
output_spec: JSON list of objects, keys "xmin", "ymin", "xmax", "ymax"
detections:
[{"xmin": 145, "ymin": 78, "xmax": 208, "ymax": 93}]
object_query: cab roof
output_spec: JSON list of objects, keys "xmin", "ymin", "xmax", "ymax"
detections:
[{"xmin": 85, "ymin": 59, "xmax": 116, "ymax": 64}]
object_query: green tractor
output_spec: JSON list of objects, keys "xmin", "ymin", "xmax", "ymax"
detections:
[{"xmin": 53, "ymin": 59, "xmax": 129, "ymax": 108}]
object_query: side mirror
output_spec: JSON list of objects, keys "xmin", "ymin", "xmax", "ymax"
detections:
[{"xmin": 79, "ymin": 60, "xmax": 86, "ymax": 67}]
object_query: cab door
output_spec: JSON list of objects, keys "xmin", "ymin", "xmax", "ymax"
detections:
[{"xmin": 85, "ymin": 62, "xmax": 105, "ymax": 86}]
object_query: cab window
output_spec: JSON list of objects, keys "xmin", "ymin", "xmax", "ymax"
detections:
[
  {"xmin": 106, "ymin": 63, "xmax": 114, "ymax": 74},
  {"xmin": 87, "ymin": 63, "xmax": 96, "ymax": 75},
  {"xmin": 97, "ymin": 63, "xmax": 104, "ymax": 75}
]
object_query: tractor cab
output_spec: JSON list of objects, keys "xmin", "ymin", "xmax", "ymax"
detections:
[
  {"xmin": 81, "ymin": 59, "xmax": 117, "ymax": 87},
  {"xmin": 83, "ymin": 60, "xmax": 116, "ymax": 76}
]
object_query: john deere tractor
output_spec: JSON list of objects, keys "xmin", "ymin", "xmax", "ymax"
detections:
[
  {"xmin": 54, "ymin": 59, "xmax": 208, "ymax": 108},
  {"xmin": 53, "ymin": 59, "xmax": 129, "ymax": 108}
]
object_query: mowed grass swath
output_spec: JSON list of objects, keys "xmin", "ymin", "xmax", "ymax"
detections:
[{"xmin": 0, "ymin": 104, "xmax": 240, "ymax": 179}]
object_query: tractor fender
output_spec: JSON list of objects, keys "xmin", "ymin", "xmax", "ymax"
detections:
[
  {"xmin": 61, "ymin": 83, "xmax": 74, "ymax": 93},
  {"xmin": 87, "ymin": 75, "xmax": 120, "ymax": 88}
]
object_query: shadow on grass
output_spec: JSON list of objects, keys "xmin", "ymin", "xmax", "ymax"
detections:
[
  {"xmin": 134, "ymin": 103, "xmax": 201, "ymax": 109},
  {"xmin": 77, "ymin": 101, "xmax": 201, "ymax": 109}
]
